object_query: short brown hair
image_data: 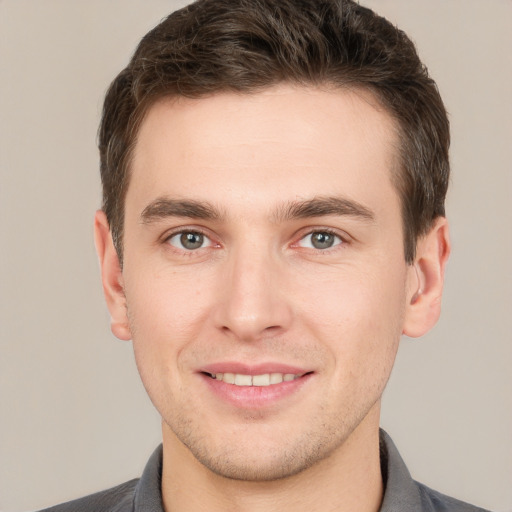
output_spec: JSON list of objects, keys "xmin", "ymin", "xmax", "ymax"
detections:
[{"xmin": 99, "ymin": 0, "xmax": 449, "ymax": 264}]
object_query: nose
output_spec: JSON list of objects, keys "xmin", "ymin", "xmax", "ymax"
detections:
[{"xmin": 213, "ymin": 244, "xmax": 293, "ymax": 342}]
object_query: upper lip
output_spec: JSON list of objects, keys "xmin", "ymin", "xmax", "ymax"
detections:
[{"xmin": 200, "ymin": 362, "xmax": 312, "ymax": 376}]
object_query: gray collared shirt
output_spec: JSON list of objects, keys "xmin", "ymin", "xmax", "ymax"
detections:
[{"xmin": 39, "ymin": 430, "xmax": 492, "ymax": 512}]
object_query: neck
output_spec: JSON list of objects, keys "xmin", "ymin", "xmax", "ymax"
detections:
[{"xmin": 161, "ymin": 405, "xmax": 384, "ymax": 512}]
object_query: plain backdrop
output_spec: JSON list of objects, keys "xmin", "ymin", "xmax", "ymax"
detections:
[{"xmin": 1, "ymin": 1, "xmax": 511, "ymax": 511}]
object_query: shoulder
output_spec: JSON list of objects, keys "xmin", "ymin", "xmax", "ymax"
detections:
[
  {"xmin": 379, "ymin": 429, "xmax": 493, "ymax": 512},
  {"xmin": 35, "ymin": 445, "xmax": 163, "ymax": 512},
  {"xmin": 416, "ymin": 481, "xmax": 493, "ymax": 512},
  {"xmin": 35, "ymin": 478, "xmax": 139, "ymax": 512}
]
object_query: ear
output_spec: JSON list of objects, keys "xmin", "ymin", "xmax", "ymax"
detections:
[
  {"xmin": 402, "ymin": 217, "xmax": 451, "ymax": 338},
  {"xmin": 94, "ymin": 210, "xmax": 131, "ymax": 341}
]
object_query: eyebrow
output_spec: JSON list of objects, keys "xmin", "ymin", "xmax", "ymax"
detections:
[
  {"xmin": 140, "ymin": 195, "xmax": 375, "ymax": 224},
  {"xmin": 274, "ymin": 196, "xmax": 376, "ymax": 223},
  {"xmin": 140, "ymin": 198, "xmax": 223, "ymax": 224}
]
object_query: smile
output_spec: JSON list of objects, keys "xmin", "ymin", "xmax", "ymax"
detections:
[
  {"xmin": 200, "ymin": 367, "xmax": 313, "ymax": 408},
  {"xmin": 208, "ymin": 372, "xmax": 301, "ymax": 386}
]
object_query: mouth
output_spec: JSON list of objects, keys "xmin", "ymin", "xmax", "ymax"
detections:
[
  {"xmin": 203, "ymin": 371, "xmax": 306, "ymax": 387},
  {"xmin": 199, "ymin": 365, "xmax": 314, "ymax": 409}
]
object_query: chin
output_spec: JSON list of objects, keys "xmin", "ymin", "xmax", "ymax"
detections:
[
  {"xmin": 171, "ymin": 417, "xmax": 350, "ymax": 482},
  {"xmin": 190, "ymin": 445, "xmax": 321, "ymax": 482}
]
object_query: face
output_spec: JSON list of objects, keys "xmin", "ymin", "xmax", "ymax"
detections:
[{"xmin": 110, "ymin": 85, "xmax": 416, "ymax": 480}]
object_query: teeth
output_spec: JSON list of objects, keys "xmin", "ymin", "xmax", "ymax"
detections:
[
  {"xmin": 252, "ymin": 374, "xmax": 270, "ymax": 386},
  {"xmin": 234, "ymin": 374, "xmax": 252, "ymax": 386},
  {"xmin": 212, "ymin": 372, "xmax": 300, "ymax": 386},
  {"xmin": 270, "ymin": 373, "xmax": 283, "ymax": 384},
  {"xmin": 222, "ymin": 372, "xmax": 235, "ymax": 384}
]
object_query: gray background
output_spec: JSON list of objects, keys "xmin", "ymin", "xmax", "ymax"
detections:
[{"xmin": 0, "ymin": 1, "xmax": 511, "ymax": 511}]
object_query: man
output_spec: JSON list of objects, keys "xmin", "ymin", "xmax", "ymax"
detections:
[{"xmin": 40, "ymin": 0, "xmax": 490, "ymax": 511}]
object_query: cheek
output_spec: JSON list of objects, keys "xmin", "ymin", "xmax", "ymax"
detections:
[
  {"xmin": 299, "ymin": 260, "xmax": 406, "ymax": 323},
  {"xmin": 124, "ymin": 271, "xmax": 211, "ymax": 415},
  {"xmin": 297, "ymin": 262, "xmax": 406, "ymax": 369},
  {"xmin": 123, "ymin": 267, "xmax": 216, "ymax": 388},
  {"xmin": 125, "ymin": 265, "xmax": 211, "ymax": 334}
]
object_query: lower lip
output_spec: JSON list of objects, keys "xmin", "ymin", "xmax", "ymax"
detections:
[{"xmin": 200, "ymin": 373, "xmax": 313, "ymax": 409}]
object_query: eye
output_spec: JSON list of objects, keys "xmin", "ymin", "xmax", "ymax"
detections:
[
  {"xmin": 167, "ymin": 231, "xmax": 213, "ymax": 250},
  {"xmin": 297, "ymin": 231, "xmax": 342, "ymax": 250}
]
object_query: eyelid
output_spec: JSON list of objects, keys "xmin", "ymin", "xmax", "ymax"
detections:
[
  {"xmin": 168, "ymin": 232, "xmax": 212, "ymax": 250},
  {"xmin": 162, "ymin": 226, "xmax": 219, "ymax": 250},
  {"xmin": 291, "ymin": 227, "xmax": 350, "ymax": 250}
]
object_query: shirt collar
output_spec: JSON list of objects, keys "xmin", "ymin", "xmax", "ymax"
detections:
[
  {"xmin": 133, "ymin": 444, "xmax": 164, "ymax": 512},
  {"xmin": 379, "ymin": 428, "xmax": 424, "ymax": 511}
]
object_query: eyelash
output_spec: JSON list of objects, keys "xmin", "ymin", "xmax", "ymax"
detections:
[
  {"xmin": 164, "ymin": 228, "xmax": 215, "ymax": 250},
  {"xmin": 293, "ymin": 228, "xmax": 347, "ymax": 252}
]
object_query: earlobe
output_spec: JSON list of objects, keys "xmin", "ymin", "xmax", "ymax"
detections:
[
  {"xmin": 402, "ymin": 217, "xmax": 451, "ymax": 338},
  {"xmin": 94, "ymin": 210, "xmax": 132, "ymax": 341}
]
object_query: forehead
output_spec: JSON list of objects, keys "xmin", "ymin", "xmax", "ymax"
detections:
[{"xmin": 128, "ymin": 85, "xmax": 400, "ymax": 218}]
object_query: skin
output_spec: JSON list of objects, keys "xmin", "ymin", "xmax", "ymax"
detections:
[{"xmin": 95, "ymin": 85, "xmax": 450, "ymax": 512}]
